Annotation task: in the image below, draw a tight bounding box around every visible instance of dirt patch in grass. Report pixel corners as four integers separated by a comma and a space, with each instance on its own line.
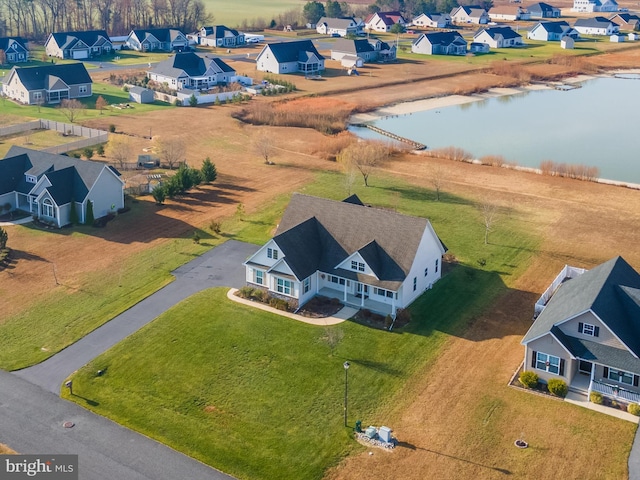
297, 296, 343, 318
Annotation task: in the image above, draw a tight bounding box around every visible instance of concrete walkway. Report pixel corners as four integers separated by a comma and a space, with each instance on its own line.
565, 391, 640, 423
0, 371, 233, 480
15, 240, 259, 394
227, 288, 356, 325
0, 216, 33, 226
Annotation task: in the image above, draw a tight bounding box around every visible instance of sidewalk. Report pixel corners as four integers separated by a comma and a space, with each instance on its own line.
227, 288, 356, 326
565, 391, 640, 424
0, 217, 33, 226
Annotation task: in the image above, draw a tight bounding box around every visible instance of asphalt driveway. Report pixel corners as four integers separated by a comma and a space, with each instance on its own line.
14, 240, 259, 394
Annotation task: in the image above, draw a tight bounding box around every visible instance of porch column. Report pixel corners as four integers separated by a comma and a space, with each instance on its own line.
360, 284, 365, 307
588, 363, 595, 397
391, 295, 396, 317
315, 272, 320, 294
343, 281, 347, 302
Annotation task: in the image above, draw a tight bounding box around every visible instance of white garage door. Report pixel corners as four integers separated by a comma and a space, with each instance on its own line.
73, 50, 89, 59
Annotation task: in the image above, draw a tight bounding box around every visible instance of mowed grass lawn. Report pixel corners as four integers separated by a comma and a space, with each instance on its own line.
65, 172, 543, 479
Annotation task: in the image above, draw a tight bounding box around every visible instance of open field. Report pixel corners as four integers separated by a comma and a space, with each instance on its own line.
0, 129, 91, 158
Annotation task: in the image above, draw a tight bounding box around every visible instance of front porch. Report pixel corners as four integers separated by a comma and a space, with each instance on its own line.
317, 287, 393, 316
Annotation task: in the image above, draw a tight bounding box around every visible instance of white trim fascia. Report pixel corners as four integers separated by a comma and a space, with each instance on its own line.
548, 331, 577, 359
267, 258, 300, 281
243, 239, 279, 266
522, 309, 591, 345
84, 166, 125, 207
590, 310, 638, 358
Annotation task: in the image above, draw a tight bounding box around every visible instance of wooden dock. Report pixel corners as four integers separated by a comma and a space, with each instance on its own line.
352, 123, 427, 150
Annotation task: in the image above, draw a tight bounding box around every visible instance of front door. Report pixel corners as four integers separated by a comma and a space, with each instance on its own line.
357, 284, 369, 298
579, 360, 593, 375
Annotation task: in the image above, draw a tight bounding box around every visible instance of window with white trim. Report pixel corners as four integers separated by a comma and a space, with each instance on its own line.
608, 368, 634, 385
535, 352, 560, 375
267, 248, 278, 260
303, 277, 310, 294
42, 198, 55, 218
351, 260, 365, 272
578, 322, 599, 337
276, 277, 292, 295
254, 270, 264, 285
79, 85, 87, 94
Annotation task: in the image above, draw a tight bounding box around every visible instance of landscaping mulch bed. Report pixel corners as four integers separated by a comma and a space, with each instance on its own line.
297, 296, 343, 318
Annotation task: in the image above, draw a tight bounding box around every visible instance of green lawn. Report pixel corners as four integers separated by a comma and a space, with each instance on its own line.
200, 0, 303, 27
64, 171, 540, 480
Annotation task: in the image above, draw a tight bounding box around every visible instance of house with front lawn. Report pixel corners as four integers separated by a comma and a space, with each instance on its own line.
574, 16, 618, 35
2, 63, 92, 105
198, 25, 245, 47
609, 13, 640, 31
528, 21, 580, 41
450, 6, 490, 24
316, 17, 363, 36
412, 31, 467, 55
148, 52, 236, 90
473, 26, 524, 48
489, 6, 530, 21
0, 146, 124, 227
412, 13, 452, 28
256, 40, 324, 74
45, 30, 112, 59
572, 0, 618, 13
243, 194, 446, 316
330, 38, 396, 63
0, 37, 29, 63
522, 257, 640, 405
364, 11, 407, 32
527, 2, 561, 18
125, 28, 189, 52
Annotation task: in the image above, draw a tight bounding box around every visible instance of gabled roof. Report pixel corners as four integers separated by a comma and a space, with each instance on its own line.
609, 13, 640, 23
261, 40, 324, 63
527, 2, 559, 11
332, 38, 376, 54
201, 25, 241, 38
417, 31, 466, 46
48, 30, 110, 49
522, 257, 640, 355
534, 20, 571, 33
317, 17, 358, 29
131, 28, 185, 43
366, 11, 406, 25
490, 6, 526, 14
342, 194, 364, 205
574, 16, 614, 27
6, 63, 91, 91
0, 37, 28, 52
452, 5, 488, 17
272, 193, 443, 289
476, 26, 522, 39
151, 53, 234, 77
210, 57, 235, 73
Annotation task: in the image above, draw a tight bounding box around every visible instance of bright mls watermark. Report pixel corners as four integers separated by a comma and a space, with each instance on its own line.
1, 455, 77, 479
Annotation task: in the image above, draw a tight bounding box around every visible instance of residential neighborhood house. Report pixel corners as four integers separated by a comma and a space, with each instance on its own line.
45, 30, 113, 59
412, 31, 467, 55
330, 38, 396, 65
316, 17, 363, 36
256, 40, 324, 74
148, 52, 236, 90
125, 28, 189, 52
364, 11, 407, 32
243, 194, 446, 316
0, 37, 29, 63
527, 21, 580, 40
609, 13, 640, 31
527, 2, 561, 18
2, 63, 92, 105
0, 146, 124, 228
521, 257, 640, 405
572, 0, 618, 13
198, 25, 245, 47
488, 6, 530, 21
411, 13, 451, 28
473, 26, 524, 47
450, 6, 490, 24
573, 16, 619, 35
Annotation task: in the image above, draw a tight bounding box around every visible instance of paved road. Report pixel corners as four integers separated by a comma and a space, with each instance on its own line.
0, 371, 233, 480
15, 240, 259, 394
630, 429, 640, 480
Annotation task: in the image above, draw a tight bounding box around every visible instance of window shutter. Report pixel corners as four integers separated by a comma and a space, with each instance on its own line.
634, 375, 639, 388
531, 350, 537, 368
603, 366, 609, 379
578, 322, 583, 333
594, 326, 600, 337
559, 358, 565, 376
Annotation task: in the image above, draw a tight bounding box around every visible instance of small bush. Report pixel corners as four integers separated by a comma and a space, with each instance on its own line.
192, 231, 201, 244
268, 297, 289, 311
590, 391, 603, 404
96, 144, 105, 156
109, 124, 116, 133
627, 403, 640, 416
384, 314, 393, 329
547, 378, 568, 397
519, 371, 538, 389
209, 220, 221, 234
251, 289, 266, 302
237, 286, 254, 299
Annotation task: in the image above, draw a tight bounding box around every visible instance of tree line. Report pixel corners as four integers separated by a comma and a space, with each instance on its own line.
0, 0, 212, 40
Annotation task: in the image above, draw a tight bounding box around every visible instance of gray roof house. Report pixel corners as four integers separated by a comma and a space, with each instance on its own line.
45, 30, 113, 59
0, 146, 124, 227
148, 52, 236, 90
256, 40, 324, 74
609, 13, 640, 31
574, 16, 618, 35
330, 38, 396, 63
527, 2, 561, 18
450, 5, 490, 24
473, 26, 524, 48
412, 13, 451, 28
527, 21, 580, 41
243, 193, 446, 316
2, 63, 92, 105
199, 25, 245, 47
412, 31, 467, 55
572, 0, 618, 13
364, 11, 407, 32
522, 257, 640, 405
125, 28, 188, 52
0, 37, 29, 63
316, 17, 363, 36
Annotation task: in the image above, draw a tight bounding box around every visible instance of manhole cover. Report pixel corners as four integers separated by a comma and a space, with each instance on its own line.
63, 421, 75, 429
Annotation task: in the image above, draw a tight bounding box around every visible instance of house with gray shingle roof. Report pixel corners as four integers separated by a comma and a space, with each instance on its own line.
522, 257, 640, 404
0, 37, 29, 63
412, 31, 467, 55
148, 52, 236, 90
450, 5, 490, 24
45, 30, 113, 59
0, 146, 124, 227
125, 28, 188, 52
473, 26, 524, 48
574, 16, 618, 35
2, 63, 92, 105
330, 38, 396, 63
198, 25, 245, 47
243, 194, 446, 316
572, 0, 618, 13
527, 21, 580, 41
256, 40, 324, 74
364, 11, 407, 32
609, 13, 640, 31
527, 2, 561, 18
316, 17, 363, 36
412, 13, 452, 28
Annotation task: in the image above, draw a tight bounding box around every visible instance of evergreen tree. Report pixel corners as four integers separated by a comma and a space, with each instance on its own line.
201, 157, 217, 183
0, 226, 8, 250
152, 186, 167, 204
69, 200, 79, 225
85, 200, 95, 225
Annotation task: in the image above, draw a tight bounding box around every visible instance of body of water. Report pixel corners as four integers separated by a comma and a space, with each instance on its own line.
351, 75, 640, 184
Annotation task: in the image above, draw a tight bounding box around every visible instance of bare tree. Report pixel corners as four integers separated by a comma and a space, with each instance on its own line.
338, 140, 388, 187
108, 136, 131, 170
155, 136, 186, 169
254, 133, 275, 165
58, 99, 85, 123
480, 199, 499, 245
95, 95, 108, 115
0, 49, 6, 66
430, 165, 446, 201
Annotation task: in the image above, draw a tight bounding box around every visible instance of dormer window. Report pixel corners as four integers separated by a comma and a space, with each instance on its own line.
267, 248, 278, 260
351, 260, 365, 272
578, 322, 599, 337
26, 174, 37, 184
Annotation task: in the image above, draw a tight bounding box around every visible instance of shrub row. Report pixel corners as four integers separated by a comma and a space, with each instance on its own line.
539, 160, 600, 182
237, 287, 291, 312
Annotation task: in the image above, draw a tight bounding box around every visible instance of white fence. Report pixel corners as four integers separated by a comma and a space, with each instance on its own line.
534, 265, 586, 317
0, 120, 41, 137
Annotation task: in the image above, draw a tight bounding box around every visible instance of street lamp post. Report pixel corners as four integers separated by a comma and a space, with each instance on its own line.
343, 361, 350, 427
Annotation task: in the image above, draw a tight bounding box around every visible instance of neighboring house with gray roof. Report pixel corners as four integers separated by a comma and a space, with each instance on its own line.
412, 31, 467, 55
521, 257, 640, 404
243, 194, 446, 316
330, 38, 396, 63
316, 17, 363, 36
45, 30, 112, 59
527, 21, 580, 41
574, 16, 619, 35
148, 52, 236, 90
0, 37, 29, 63
450, 6, 490, 24
2, 63, 92, 105
256, 40, 324, 74
609, 13, 640, 31
0, 146, 124, 227
572, 0, 618, 13
527, 2, 561, 18
473, 26, 524, 47
198, 25, 245, 47
364, 11, 407, 32
125, 28, 188, 52
412, 13, 451, 28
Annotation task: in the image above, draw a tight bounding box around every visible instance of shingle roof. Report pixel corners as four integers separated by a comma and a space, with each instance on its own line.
0, 37, 28, 51
478, 26, 522, 39
418, 31, 466, 46
574, 17, 614, 27
210, 57, 235, 73
522, 257, 640, 354
317, 17, 357, 29
49, 30, 110, 49
152, 52, 205, 77
528, 2, 559, 12
202, 25, 240, 39
8, 63, 92, 91
559, 330, 640, 375
535, 20, 571, 33
332, 38, 376, 54
262, 40, 324, 63
132, 28, 185, 43
272, 193, 443, 289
